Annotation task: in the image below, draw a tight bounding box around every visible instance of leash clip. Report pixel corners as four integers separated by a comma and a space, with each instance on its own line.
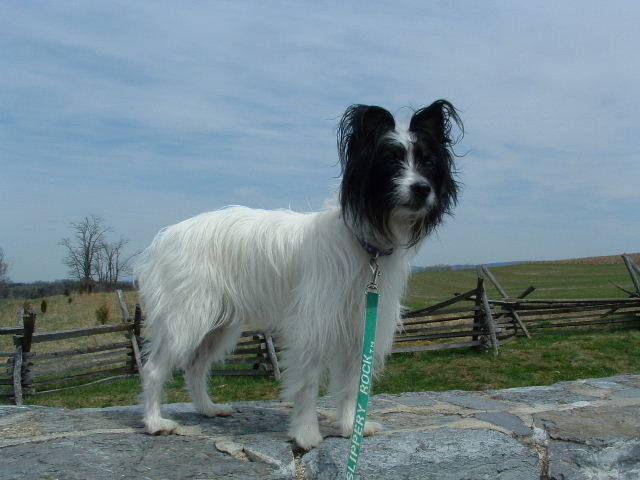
367, 256, 381, 292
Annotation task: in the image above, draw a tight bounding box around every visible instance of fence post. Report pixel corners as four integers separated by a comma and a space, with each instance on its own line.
12, 345, 23, 405
476, 267, 499, 356
133, 305, 142, 337
22, 311, 36, 353
622, 254, 640, 295
472, 275, 483, 343
11, 308, 24, 405
264, 332, 281, 381
129, 304, 144, 375
481, 265, 531, 339
12, 310, 36, 404
21, 312, 36, 396
116, 290, 131, 322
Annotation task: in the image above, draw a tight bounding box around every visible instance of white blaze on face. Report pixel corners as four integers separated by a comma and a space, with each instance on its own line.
387, 128, 436, 210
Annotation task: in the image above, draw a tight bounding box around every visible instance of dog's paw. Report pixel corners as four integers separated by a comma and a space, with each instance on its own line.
145, 417, 179, 435
338, 419, 383, 438
200, 403, 234, 418
290, 425, 323, 451
363, 420, 383, 436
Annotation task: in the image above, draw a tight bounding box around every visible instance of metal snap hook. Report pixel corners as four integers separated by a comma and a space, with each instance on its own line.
367, 257, 380, 291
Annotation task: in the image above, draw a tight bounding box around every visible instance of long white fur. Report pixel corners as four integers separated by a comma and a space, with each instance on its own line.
137, 201, 414, 449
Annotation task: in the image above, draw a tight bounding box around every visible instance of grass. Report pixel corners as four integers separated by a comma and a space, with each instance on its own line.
1, 262, 639, 408
0, 290, 140, 331
0, 290, 140, 355
405, 262, 637, 308
19, 375, 280, 409
378, 330, 640, 393
17, 329, 640, 409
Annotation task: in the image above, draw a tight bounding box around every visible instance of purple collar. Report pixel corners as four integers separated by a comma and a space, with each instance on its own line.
356, 235, 394, 258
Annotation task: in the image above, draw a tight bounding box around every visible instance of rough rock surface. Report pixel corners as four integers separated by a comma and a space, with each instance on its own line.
1, 374, 639, 479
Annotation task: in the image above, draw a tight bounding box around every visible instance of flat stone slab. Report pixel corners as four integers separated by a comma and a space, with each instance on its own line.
303, 428, 540, 480
1, 374, 639, 479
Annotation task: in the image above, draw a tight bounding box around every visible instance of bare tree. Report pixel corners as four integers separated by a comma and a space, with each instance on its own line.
59, 215, 111, 293
0, 247, 10, 296
94, 237, 138, 289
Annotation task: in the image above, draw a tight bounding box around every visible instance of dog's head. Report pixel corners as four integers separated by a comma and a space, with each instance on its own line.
337, 100, 462, 249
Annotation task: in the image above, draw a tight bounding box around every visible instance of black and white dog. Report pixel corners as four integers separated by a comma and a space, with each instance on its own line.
137, 100, 462, 449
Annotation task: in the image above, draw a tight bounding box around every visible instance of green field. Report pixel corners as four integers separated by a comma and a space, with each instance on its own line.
405, 262, 637, 308
1, 261, 639, 408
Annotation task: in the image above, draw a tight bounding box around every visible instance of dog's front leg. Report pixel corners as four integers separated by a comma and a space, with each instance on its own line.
331, 349, 383, 438
284, 362, 323, 450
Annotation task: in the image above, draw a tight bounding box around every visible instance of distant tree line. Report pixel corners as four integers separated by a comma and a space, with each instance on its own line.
3, 279, 135, 300
412, 264, 454, 273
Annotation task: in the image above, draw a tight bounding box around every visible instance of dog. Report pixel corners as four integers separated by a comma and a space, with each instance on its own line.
137, 100, 462, 450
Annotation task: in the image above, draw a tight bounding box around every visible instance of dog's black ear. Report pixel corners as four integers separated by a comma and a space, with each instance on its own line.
338, 105, 395, 169
409, 100, 462, 147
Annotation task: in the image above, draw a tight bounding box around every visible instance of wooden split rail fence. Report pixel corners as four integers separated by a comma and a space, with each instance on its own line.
397, 254, 640, 355
1, 292, 280, 405
396, 265, 533, 356
2, 255, 639, 403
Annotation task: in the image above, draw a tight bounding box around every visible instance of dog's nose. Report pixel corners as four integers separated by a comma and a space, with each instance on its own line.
410, 181, 432, 200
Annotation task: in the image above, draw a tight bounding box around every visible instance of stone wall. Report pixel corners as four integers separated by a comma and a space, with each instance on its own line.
1, 374, 639, 479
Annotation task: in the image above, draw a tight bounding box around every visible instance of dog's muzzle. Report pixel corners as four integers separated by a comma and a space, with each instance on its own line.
405, 180, 436, 210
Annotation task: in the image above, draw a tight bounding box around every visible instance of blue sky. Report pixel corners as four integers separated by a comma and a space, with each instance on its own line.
1, 1, 639, 282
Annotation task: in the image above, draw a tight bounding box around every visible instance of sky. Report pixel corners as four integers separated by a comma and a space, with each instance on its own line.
1, 1, 639, 282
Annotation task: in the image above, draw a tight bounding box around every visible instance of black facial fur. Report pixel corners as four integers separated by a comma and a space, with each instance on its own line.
337, 100, 463, 248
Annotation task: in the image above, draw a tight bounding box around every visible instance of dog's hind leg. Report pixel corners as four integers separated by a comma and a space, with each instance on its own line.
142, 350, 179, 435
184, 325, 242, 418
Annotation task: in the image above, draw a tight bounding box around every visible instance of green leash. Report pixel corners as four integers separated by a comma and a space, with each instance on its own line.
345, 257, 380, 480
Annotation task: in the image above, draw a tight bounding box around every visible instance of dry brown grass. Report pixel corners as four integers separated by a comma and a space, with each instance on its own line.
0, 290, 140, 354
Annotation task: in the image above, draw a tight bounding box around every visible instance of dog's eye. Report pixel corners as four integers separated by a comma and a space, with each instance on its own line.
413, 144, 434, 166
388, 146, 406, 164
